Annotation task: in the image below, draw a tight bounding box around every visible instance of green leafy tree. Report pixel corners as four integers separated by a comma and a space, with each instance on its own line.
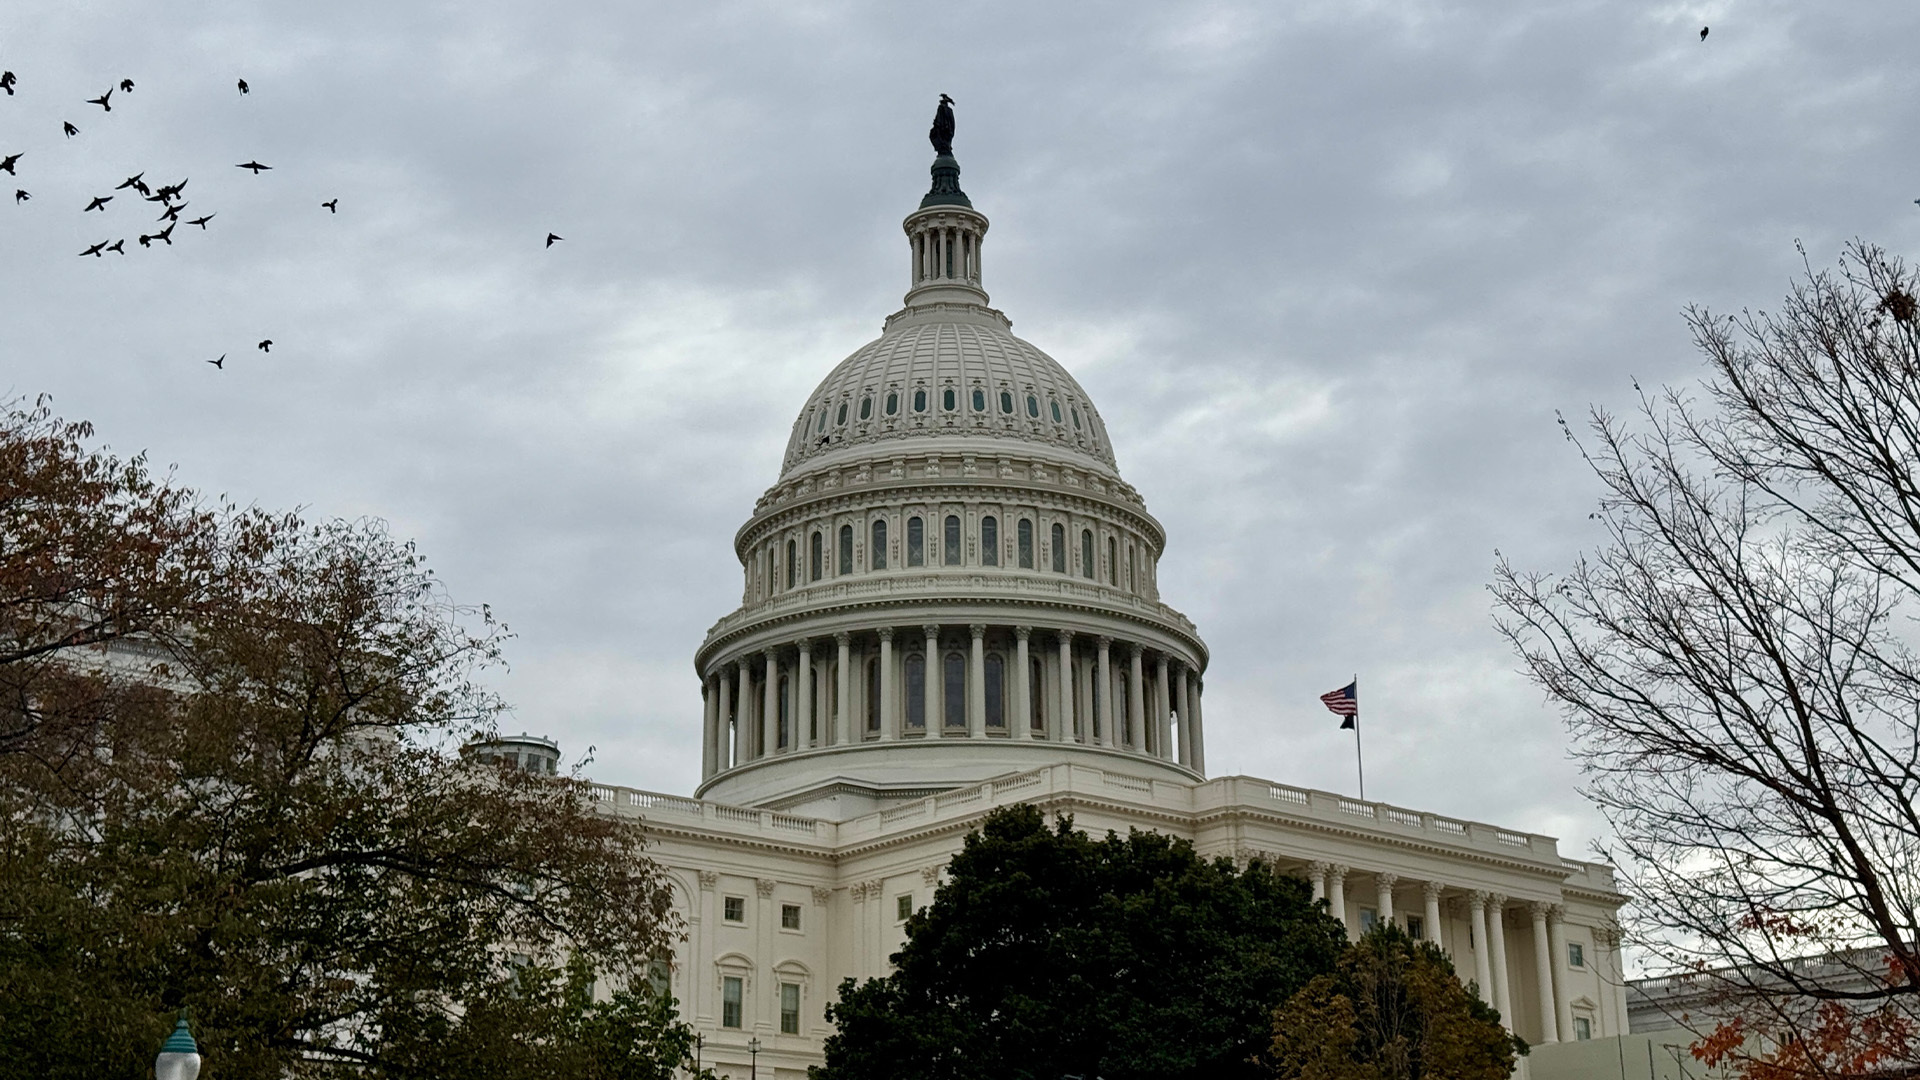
0, 402, 698, 1079
813, 804, 1347, 1080
1265, 926, 1522, 1080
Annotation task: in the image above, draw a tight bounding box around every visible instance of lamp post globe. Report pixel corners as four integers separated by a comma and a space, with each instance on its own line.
154, 1012, 202, 1080
747, 1035, 762, 1080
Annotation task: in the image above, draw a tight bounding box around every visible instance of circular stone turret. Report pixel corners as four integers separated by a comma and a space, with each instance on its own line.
693, 141, 1209, 819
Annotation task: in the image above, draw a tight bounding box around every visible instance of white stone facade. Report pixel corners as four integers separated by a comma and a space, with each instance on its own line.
591, 144, 1628, 1079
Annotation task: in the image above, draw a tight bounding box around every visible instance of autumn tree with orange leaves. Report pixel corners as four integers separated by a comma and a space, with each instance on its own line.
1494, 243, 1920, 1080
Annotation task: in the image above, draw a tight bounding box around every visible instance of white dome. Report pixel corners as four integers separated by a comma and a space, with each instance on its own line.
780, 309, 1119, 481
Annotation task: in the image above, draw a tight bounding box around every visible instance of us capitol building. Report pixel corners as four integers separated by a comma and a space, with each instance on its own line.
533, 115, 1631, 1078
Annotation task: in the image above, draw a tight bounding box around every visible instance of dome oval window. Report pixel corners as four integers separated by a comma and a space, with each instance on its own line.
886, 391, 899, 415
1026, 395, 1039, 418
914, 389, 928, 413
999, 391, 1014, 414
1050, 400, 1062, 424
817, 408, 828, 433
971, 388, 986, 412
836, 402, 848, 426
943, 388, 957, 411
1071, 407, 1082, 430
859, 396, 872, 421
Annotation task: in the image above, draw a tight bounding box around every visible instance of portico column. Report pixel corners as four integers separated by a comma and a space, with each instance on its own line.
716, 669, 733, 768
702, 675, 719, 777
1013, 627, 1032, 739
1095, 636, 1115, 747
1376, 872, 1397, 924
735, 662, 753, 759
1056, 632, 1074, 743
923, 625, 940, 735
1154, 655, 1171, 758
1327, 864, 1350, 938
1127, 644, 1146, 752
1175, 665, 1192, 767
762, 650, 779, 755
1532, 902, 1561, 1043
967, 625, 987, 737
795, 639, 814, 747
1309, 861, 1329, 904
1469, 892, 1494, 1005
1423, 881, 1446, 949
1190, 676, 1206, 773
835, 632, 853, 746
877, 629, 896, 740
1547, 908, 1573, 1038
1487, 894, 1513, 1027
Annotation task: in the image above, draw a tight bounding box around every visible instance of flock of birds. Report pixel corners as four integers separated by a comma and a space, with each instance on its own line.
2, 65, 564, 371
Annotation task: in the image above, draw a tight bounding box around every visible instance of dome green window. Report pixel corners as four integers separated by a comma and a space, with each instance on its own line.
1080, 529, 1094, 579
943, 515, 961, 565
836, 402, 848, 426
914, 389, 927, 412
1071, 407, 1082, 430
1018, 519, 1033, 568
907, 516, 924, 566
985, 653, 1005, 729
943, 652, 966, 727
817, 408, 828, 433
971, 388, 986, 412
1051, 523, 1066, 573
786, 539, 797, 588
810, 531, 823, 581
839, 524, 854, 575
905, 653, 926, 728
943, 388, 957, 411
1107, 536, 1118, 585
1050, 400, 1062, 423
859, 396, 872, 420
1027, 395, 1039, 417
871, 519, 888, 569
980, 516, 998, 566
999, 391, 1013, 414
886, 391, 899, 415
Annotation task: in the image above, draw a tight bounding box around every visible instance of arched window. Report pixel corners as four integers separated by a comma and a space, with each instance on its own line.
886, 391, 899, 415
839, 525, 854, 576
972, 388, 986, 412
944, 515, 961, 566
809, 668, 820, 742
871, 519, 888, 569
786, 539, 797, 589
1081, 529, 1095, 579
810, 531, 823, 582
943, 651, 966, 728
1051, 523, 1066, 573
907, 516, 924, 566
1000, 390, 1014, 414
867, 658, 881, 734
905, 653, 926, 729
981, 516, 998, 566
914, 389, 928, 412
943, 388, 957, 411
1018, 519, 1034, 568
1030, 655, 1046, 732
778, 675, 791, 749
985, 653, 1005, 729
1108, 537, 1118, 585
859, 395, 872, 420
1027, 394, 1040, 418
1127, 544, 1135, 592
836, 402, 848, 426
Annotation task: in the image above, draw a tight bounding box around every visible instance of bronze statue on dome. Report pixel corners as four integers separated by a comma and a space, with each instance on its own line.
929, 94, 955, 156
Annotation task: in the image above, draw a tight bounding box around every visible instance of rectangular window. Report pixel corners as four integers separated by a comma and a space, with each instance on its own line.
871, 520, 887, 569
782, 903, 802, 930
1080, 529, 1094, 579
1051, 523, 1066, 573
780, 982, 801, 1035
1568, 942, 1585, 968
981, 516, 998, 566
1018, 519, 1034, 568
1359, 907, 1379, 932
944, 515, 961, 565
810, 531, 823, 581
1573, 1017, 1592, 1041
722, 976, 743, 1028
839, 525, 854, 575
907, 516, 924, 566
896, 893, 913, 922
723, 896, 745, 923
1406, 915, 1424, 942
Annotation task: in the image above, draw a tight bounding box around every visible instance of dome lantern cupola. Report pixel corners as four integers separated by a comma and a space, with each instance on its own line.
903, 96, 990, 310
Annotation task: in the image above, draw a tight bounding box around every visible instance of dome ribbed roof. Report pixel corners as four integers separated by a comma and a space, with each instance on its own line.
779, 311, 1117, 480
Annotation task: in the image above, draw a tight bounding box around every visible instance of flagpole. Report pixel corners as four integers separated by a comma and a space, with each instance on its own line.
1353, 673, 1365, 801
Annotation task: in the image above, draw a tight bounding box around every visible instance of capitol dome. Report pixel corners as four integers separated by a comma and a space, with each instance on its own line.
693, 135, 1210, 818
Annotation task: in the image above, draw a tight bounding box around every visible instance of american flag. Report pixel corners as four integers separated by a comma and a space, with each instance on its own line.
1320, 681, 1358, 730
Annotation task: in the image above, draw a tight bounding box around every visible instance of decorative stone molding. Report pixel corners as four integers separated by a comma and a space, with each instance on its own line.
1423, 880, 1446, 902
698, 870, 719, 890
812, 887, 831, 906
756, 878, 777, 898
921, 865, 941, 887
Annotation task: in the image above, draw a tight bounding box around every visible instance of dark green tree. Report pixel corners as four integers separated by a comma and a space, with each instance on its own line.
813, 804, 1347, 1080
1265, 926, 1523, 1080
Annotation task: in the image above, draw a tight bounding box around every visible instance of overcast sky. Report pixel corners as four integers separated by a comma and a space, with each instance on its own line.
5, 0, 1918, 859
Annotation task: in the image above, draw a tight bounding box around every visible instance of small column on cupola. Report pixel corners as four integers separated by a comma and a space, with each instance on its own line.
903, 94, 992, 308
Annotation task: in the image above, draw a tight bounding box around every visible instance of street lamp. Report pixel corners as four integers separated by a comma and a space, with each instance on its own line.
154, 1011, 202, 1080
747, 1036, 762, 1080
693, 1032, 703, 1077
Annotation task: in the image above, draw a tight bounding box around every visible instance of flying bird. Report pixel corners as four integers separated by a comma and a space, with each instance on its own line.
88, 89, 112, 111
106, 239, 124, 254
1700, 26, 1709, 40
0, 153, 19, 174
62, 121, 77, 138
79, 240, 108, 257
321, 198, 337, 213
257, 339, 272, 353
151, 222, 174, 245
84, 195, 111, 212
12, 190, 26, 204
119, 78, 134, 93
545, 232, 562, 248
158, 201, 185, 222
152, 179, 187, 201
115, 172, 145, 192
207, 354, 225, 369
137, 233, 152, 247
236, 78, 248, 94
235, 160, 270, 173
186, 213, 214, 229
0, 72, 14, 95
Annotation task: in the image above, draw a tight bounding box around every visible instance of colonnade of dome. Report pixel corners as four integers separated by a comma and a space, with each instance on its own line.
693, 145, 1209, 812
